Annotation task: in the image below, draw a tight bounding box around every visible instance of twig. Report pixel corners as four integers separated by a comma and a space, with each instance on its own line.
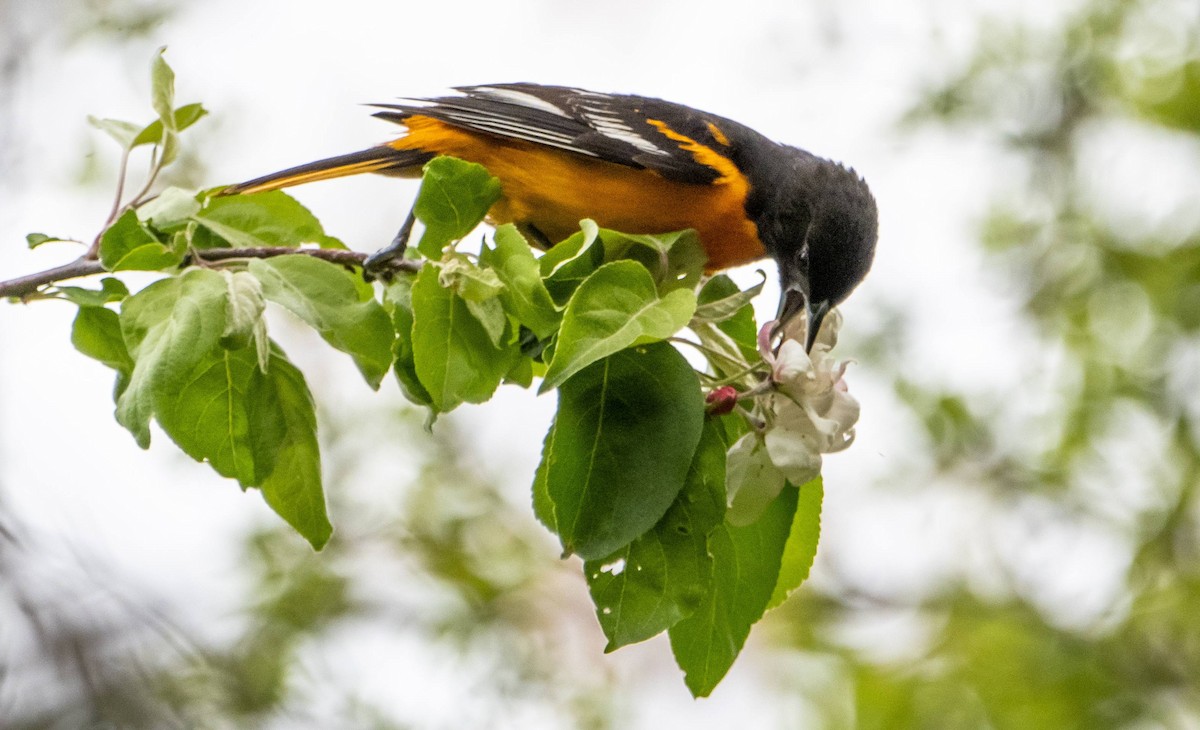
105, 148, 134, 229
0, 247, 422, 301
0, 257, 106, 300
86, 147, 135, 259
126, 146, 163, 210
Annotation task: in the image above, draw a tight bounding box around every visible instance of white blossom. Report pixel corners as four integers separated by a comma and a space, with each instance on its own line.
726, 309, 859, 524
725, 432, 788, 526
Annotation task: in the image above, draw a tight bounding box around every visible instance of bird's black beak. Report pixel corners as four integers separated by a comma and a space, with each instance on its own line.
776, 284, 807, 334
805, 299, 831, 352
775, 284, 831, 353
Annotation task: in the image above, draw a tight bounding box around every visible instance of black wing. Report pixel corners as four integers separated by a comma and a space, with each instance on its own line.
371, 83, 740, 185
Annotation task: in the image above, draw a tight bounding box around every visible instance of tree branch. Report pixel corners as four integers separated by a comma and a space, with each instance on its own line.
0, 248, 422, 301
0, 258, 105, 300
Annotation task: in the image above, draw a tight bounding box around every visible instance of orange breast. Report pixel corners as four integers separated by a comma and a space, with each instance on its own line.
388, 116, 766, 271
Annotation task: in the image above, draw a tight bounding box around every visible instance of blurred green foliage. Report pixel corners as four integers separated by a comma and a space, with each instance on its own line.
0, 406, 617, 728
778, 0, 1200, 726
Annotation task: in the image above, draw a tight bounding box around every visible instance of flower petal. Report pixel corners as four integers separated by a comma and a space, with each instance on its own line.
725, 433, 788, 526
764, 397, 826, 483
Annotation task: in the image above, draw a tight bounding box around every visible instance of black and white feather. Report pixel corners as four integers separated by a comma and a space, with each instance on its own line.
371, 83, 741, 185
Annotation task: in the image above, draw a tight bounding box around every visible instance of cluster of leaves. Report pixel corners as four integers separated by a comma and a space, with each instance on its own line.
9, 52, 825, 696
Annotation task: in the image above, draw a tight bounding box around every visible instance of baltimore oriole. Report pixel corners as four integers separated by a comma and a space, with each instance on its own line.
223, 84, 878, 348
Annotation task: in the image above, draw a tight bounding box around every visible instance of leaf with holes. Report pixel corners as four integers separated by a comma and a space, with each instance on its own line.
584, 420, 726, 649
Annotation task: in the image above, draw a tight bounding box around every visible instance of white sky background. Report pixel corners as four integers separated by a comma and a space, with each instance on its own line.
0, 0, 1092, 725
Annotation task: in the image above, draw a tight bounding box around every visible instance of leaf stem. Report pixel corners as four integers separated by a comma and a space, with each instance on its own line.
106, 148, 134, 228
668, 336, 768, 383
127, 146, 164, 209
667, 335, 735, 363
88, 146, 136, 259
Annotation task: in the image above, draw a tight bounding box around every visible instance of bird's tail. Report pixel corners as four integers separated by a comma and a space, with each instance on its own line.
220, 146, 434, 196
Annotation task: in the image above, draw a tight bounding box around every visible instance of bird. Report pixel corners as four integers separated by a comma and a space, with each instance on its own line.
222, 83, 878, 350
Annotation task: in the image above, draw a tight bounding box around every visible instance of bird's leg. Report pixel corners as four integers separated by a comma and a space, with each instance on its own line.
363, 207, 417, 278
518, 223, 553, 251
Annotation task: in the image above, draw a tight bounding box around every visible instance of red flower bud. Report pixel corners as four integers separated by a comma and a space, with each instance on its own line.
705, 386, 739, 416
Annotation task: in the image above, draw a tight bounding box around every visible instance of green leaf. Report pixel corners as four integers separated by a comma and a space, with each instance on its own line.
694, 273, 766, 323
697, 274, 761, 362
584, 419, 727, 650
26, 232, 77, 249
138, 186, 201, 231
71, 305, 134, 397
254, 350, 331, 550
131, 103, 208, 147
655, 229, 708, 292
150, 47, 175, 128
691, 321, 754, 385
437, 255, 504, 301
436, 256, 511, 347
700, 273, 758, 365
54, 278, 130, 307
88, 105, 206, 154
154, 342, 331, 549
192, 191, 342, 249
116, 269, 230, 448
221, 270, 267, 351
539, 218, 596, 275
532, 422, 557, 531
148, 49, 180, 164
767, 478, 823, 610
595, 228, 708, 294
87, 116, 143, 149
713, 411, 752, 445
482, 224, 561, 338
248, 256, 393, 389
541, 342, 704, 560
155, 345, 260, 486
383, 276, 434, 408
410, 263, 519, 412
539, 221, 706, 302
688, 275, 763, 384
99, 209, 183, 271
413, 156, 502, 258
539, 220, 606, 305
504, 354, 534, 388
668, 486, 800, 697
464, 297, 509, 349
540, 260, 696, 393
159, 128, 181, 167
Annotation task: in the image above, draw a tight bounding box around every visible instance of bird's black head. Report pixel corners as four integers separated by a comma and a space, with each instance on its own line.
746, 147, 878, 350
